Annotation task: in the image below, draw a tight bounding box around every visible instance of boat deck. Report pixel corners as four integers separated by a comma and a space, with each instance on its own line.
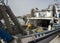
50, 35, 60, 43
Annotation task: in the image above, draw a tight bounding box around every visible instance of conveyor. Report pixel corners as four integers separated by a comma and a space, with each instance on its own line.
0, 0, 26, 35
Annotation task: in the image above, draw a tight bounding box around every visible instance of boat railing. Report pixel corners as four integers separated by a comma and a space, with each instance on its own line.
22, 28, 60, 39
28, 29, 60, 43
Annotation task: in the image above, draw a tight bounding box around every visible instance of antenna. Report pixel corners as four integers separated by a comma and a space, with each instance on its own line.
6, 0, 8, 6
0, 0, 4, 4
54, 0, 57, 2
54, 0, 57, 4
54, 0, 60, 4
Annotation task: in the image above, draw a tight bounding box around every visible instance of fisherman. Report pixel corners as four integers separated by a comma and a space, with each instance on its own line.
31, 8, 35, 17
34, 8, 40, 17
26, 23, 33, 34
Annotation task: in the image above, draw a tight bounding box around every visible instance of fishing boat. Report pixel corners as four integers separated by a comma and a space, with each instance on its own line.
20, 2, 60, 43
